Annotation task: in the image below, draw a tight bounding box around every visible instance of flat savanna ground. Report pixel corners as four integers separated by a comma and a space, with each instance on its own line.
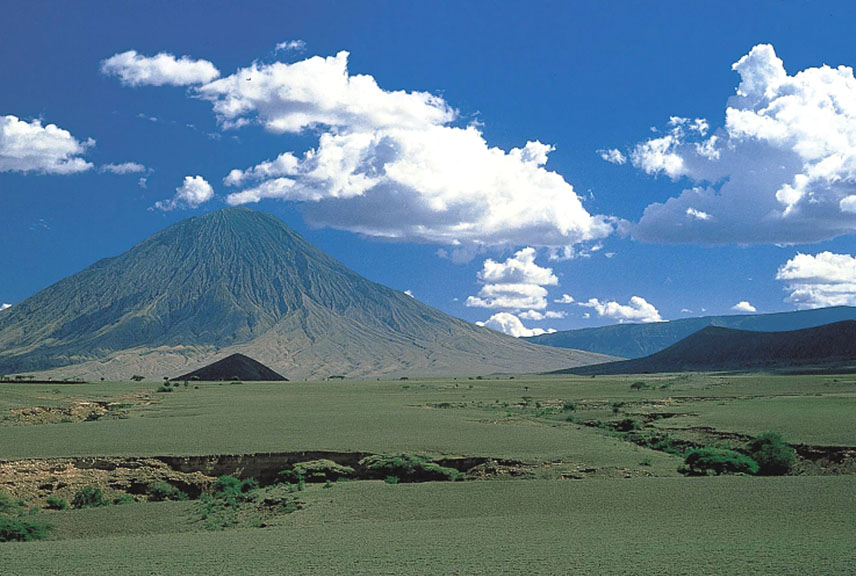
1, 372, 855, 574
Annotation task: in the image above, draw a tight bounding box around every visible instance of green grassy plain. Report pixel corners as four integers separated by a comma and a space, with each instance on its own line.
7, 478, 856, 575
1, 372, 855, 574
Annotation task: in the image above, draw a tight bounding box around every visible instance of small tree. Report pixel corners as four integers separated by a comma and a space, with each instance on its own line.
130, 375, 144, 382
72, 486, 109, 509
681, 448, 758, 476
746, 432, 796, 476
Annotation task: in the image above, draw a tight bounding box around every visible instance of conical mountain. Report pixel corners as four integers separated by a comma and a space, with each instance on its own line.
0, 208, 611, 380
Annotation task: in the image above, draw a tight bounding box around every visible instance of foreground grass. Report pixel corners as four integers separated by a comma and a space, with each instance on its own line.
7, 477, 856, 575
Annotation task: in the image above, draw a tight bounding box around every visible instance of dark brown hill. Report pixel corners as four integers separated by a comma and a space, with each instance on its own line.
173, 353, 287, 382
552, 321, 856, 375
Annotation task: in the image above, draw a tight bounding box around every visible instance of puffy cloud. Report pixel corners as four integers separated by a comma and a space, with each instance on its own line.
99, 162, 146, 174
101, 50, 220, 86
731, 301, 757, 313
622, 44, 856, 244
109, 47, 612, 249
196, 51, 454, 132
476, 312, 556, 338
138, 177, 148, 189
478, 247, 558, 286
467, 248, 559, 311
466, 283, 548, 310
598, 148, 626, 165
0, 303, 10, 311
223, 152, 299, 187
0, 115, 93, 174
518, 309, 566, 320
275, 40, 306, 53
776, 251, 856, 308
154, 175, 214, 210
226, 125, 612, 247
404, 290, 414, 298
554, 293, 575, 304
579, 296, 663, 323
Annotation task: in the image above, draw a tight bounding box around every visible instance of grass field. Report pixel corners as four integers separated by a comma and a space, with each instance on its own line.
6, 478, 855, 575
1, 372, 854, 574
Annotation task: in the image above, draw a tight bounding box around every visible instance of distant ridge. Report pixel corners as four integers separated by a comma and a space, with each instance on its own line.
0, 207, 612, 380
173, 353, 287, 382
525, 306, 856, 359
554, 320, 856, 375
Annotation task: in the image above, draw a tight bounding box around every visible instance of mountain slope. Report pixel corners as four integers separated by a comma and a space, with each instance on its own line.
0, 208, 611, 380
524, 306, 856, 359
553, 321, 856, 375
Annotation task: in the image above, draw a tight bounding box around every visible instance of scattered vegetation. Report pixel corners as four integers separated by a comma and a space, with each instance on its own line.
279, 459, 354, 483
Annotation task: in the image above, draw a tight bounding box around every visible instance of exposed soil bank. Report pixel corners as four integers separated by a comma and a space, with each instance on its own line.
0, 451, 524, 506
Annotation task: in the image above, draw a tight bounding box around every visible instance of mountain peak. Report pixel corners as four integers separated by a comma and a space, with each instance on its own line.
0, 211, 610, 379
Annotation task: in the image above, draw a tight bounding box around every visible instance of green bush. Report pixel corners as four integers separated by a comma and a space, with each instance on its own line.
630, 381, 650, 390
147, 481, 187, 502
279, 459, 355, 483
562, 401, 577, 412
210, 476, 258, 505
0, 491, 25, 515
113, 494, 135, 505
681, 448, 759, 476
746, 432, 796, 476
156, 385, 173, 393
45, 495, 68, 510
614, 418, 641, 432
359, 453, 462, 482
71, 486, 109, 509
384, 475, 399, 484
0, 516, 49, 542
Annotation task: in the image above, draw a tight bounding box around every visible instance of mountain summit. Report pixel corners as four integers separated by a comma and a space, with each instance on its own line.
0, 208, 609, 379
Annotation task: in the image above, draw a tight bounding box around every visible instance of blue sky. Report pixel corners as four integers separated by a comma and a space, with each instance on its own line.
3, 1, 856, 336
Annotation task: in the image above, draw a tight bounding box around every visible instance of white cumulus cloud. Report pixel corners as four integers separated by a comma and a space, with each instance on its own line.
623, 44, 856, 244
579, 296, 663, 323
0, 115, 93, 174
112, 48, 613, 251
101, 50, 220, 86
476, 312, 556, 338
518, 309, 566, 320
554, 294, 575, 304
776, 251, 856, 308
466, 283, 549, 311
154, 175, 214, 211
731, 301, 757, 313
0, 303, 11, 311
466, 248, 559, 311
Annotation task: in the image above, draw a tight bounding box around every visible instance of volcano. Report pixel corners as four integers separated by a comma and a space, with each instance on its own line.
0, 207, 610, 380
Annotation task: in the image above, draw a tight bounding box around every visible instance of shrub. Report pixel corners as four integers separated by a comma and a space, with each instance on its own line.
156, 385, 173, 393
45, 495, 68, 510
0, 490, 25, 515
72, 486, 109, 509
279, 460, 355, 483
614, 418, 641, 432
147, 482, 186, 502
0, 516, 49, 542
210, 476, 258, 504
746, 432, 796, 476
681, 448, 759, 476
384, 475, 399, 484
113, 494, 135, 505
562, 401, 577, 412
630, 381, 650, 390
359, 453, 462, 482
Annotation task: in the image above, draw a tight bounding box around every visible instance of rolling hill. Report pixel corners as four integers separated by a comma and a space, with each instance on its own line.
525, 306, 856, 359
553, 321, 856, 375
0, 207, 611, 380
